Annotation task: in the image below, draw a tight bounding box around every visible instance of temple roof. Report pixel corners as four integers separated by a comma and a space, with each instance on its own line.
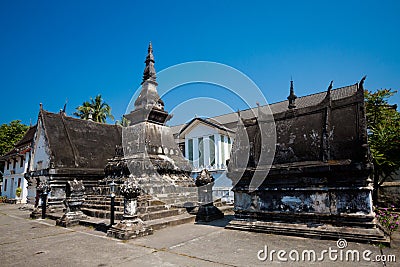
39, 110, 122, 169
170, 83, 359, 135
178, 117, 235, 137
15, 125, 36, 147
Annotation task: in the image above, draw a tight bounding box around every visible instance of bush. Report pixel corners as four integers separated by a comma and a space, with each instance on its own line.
16, 187, 22, 198
375, 205, 400, 235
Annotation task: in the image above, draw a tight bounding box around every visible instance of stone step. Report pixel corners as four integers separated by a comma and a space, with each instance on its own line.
155, 198, 197, 205
84, 200, 124, 206
84, 197, 124, 202
225, 219, 390, 246
83, 198, 197, 209
146, 213, 196, 231
81, 206, 189, 222
140, 208, 186, 221
81, 208, 124, 220
82, 202, 171, 214
82, 203, 124, 212
78, 212, 196, 232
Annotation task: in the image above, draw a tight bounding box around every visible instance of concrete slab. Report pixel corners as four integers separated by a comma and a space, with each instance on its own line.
1, 204, 399, 267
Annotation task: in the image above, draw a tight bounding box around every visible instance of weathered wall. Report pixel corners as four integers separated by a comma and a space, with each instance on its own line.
378, 182, 400, 206
30, 121, 51, 172
228, 83, 375, 228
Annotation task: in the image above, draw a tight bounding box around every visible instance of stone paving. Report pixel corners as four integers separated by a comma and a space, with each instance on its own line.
0, 203, 399, 266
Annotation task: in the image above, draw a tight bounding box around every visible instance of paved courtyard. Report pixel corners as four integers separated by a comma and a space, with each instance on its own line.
0, 204, 399, 266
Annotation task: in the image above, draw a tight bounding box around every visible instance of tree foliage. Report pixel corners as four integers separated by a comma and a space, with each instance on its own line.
0, 120, 29, 157
115, 116, 131, 127
0, 120, 29, 180
365, 89, 400, 202
74, 95, 114, 123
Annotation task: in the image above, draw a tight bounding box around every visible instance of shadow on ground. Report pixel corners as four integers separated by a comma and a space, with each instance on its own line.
194, 214, 234, 228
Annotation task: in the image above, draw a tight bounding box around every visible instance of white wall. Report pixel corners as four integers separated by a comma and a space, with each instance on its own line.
30, 121, 50, 171
183, 122, 233, 172
1, 151, 30, 203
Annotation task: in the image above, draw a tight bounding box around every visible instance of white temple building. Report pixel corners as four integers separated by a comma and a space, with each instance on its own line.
172, 117, 235, 203
0, 126, 36, 203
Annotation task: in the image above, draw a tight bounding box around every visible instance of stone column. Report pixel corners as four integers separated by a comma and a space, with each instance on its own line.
107, 181, 153, 240
194, 169, 224, 222
214, 134, 221, 168
204, 136, 210, 167
193, 137, 199, 170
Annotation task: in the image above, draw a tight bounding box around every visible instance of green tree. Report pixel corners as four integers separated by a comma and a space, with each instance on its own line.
365, 89, 400, 203
0, 120, 29, 180
0, 120, 29, 156
115, 116, 131, 127
74, 95, 114, 123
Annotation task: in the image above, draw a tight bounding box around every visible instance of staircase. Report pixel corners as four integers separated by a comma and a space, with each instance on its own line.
81, 194, 197, 230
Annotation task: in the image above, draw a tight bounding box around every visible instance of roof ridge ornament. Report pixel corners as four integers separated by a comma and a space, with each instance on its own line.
359, 75, 367, 92
327, 80, 333, 95
287, 80, 297, 109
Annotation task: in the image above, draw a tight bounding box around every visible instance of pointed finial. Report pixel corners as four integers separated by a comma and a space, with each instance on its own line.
327, 80, 333, 96
39, 103, 43, 110
62, 98, 68, 113
142, 42, 157, 84
287, 79, 297, 109
359, 75, 367, 91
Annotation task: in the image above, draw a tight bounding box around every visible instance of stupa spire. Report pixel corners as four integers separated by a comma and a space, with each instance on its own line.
287, 80, 297, 109
142, 42, 157, 84
127, 43, 169, 125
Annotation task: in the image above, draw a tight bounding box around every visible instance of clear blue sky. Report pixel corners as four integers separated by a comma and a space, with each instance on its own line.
0, 0, 399, 126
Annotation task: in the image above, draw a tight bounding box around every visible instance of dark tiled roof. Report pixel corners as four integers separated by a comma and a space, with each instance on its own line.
178, 117, 234, 136
41, 110, 122, 169
15, 125, 36, 147
170, 84, 359, 133
0, 148, 18, 160
268, 84, 358, 114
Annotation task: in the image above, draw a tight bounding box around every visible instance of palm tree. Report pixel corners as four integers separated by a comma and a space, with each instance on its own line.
74, 95, 114, 123
115, 116, 131, 127
74, 101, 93, 120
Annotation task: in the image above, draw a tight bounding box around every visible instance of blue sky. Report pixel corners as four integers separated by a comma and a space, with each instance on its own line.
0, 0, 399, 126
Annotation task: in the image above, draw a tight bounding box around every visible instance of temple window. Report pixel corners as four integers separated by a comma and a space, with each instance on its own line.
209, 135, 215, 166
188, 139, 193, 163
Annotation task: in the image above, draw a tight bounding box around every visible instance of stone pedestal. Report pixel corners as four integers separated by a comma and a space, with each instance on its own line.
56, 211, 87, 227
56, 179, 87, 227
30, 207, 42, 219
194, 170, 224, 222
107, 182, 153, 239
30, 181, 50, 219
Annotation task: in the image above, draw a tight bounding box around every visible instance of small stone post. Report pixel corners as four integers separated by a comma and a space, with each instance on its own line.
107, 181, 153, 240
30, 180, 50, 219
194, 169, 224, 222
56, 179, 87, 227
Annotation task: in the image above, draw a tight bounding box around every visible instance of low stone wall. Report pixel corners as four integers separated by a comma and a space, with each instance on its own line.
378, 182, 400, 207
